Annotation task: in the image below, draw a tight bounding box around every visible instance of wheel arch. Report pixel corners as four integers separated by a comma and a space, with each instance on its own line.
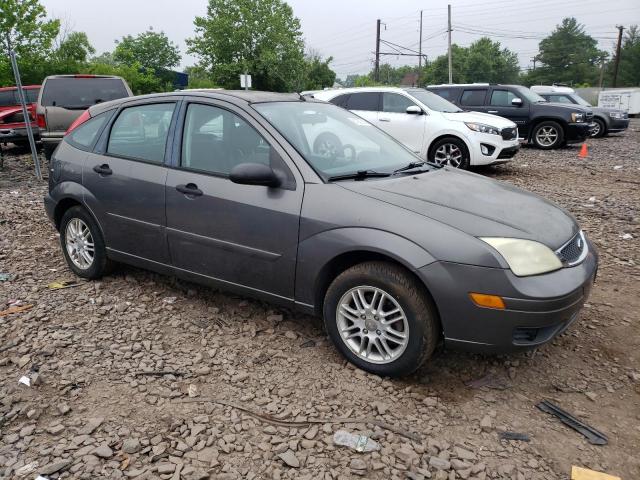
427, 134, 472, 162
527, 117, 567, 141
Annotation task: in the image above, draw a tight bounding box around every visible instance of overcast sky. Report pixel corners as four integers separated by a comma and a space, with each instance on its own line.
41, 0, 640, 79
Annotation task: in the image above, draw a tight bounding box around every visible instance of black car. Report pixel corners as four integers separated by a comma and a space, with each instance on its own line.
427, 84, 594, 149
530, 86, 630, 138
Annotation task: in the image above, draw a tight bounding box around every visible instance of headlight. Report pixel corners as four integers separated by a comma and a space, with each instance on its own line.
480, 237, 563, 277
465, 122, 500, 135
571, 112, 584, 123
609, 112, 624, 119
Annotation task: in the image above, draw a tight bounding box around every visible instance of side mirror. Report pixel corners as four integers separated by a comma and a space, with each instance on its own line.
230, 163, 281, 188
406, 105, 423, 115
511, 97, 523, 107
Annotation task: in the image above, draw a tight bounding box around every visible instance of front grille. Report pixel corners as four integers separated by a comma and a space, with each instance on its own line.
585, 112, 594, 122
513, 327, 539, 343
501, 127, 517, 140
556, 230, 587, 266
497, 146, 519, 159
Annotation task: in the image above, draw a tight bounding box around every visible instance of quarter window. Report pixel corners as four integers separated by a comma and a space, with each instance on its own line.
382, 93, 417, 113
0, 90, 16, 106
107, 103, 175, 163
181, 103, 287, 179
329, 94, 350, 108
460, 89, 487, 106
345, 92, 380, 111
66, 111, 112, 150
490, 89, 518, 106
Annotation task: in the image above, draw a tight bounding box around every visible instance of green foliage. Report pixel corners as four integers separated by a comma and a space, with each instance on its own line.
51, 31, 95, 72
186, 0, 305, 91
114, 29, 181, 72
184, 66, 220, 89
610, 25, 640, 87
302, 52, 336, 90
521, 18, 606, 86
85, 61, 166, 95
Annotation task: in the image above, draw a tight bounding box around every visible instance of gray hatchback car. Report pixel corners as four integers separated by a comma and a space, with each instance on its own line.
45, 90, 598, 376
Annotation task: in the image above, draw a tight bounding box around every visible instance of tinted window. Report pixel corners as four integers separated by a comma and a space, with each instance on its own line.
547, 94, 574, 104
346, 92, 379, 111
0, 90, 17, 107
490, 89, 518, 106
66, 111, 111, 150
181, 103, 285, 179
461, 89, 487, 106
25, 89, 40, 103
42, 78, 128, 108
407, 89, 462, 112
431, 88, 453, 100
107, 103, 175, 163
329, 94, 350, 108
382, 93, 416, 113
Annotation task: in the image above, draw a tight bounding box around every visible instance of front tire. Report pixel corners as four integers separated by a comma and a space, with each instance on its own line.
429, 137, 470, 169
590, 118, 606, 138
531, 121, 564, 149
323, 261, 439, 377
59, 206, 112, 279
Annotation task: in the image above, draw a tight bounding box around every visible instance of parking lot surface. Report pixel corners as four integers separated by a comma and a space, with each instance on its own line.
1, 123, 639, 479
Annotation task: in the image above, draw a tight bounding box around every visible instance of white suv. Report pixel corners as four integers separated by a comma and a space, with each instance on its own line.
310, 87, 519, 169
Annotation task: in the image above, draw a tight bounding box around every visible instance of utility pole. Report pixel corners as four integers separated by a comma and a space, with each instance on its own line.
447, 4, 452, 84
417, 10, 423, 86
531, 56, 537, 70
612, 25, 624, 87
598, 56, 606, 89
5, 33, 41, 179
375, 19, 381, 82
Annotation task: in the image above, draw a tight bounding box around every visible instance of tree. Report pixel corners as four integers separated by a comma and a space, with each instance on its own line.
523, 18, 606, 86
302, 51, 336, 90
186, 0, 305, 91
464, 38, 519, 83
609, 25, 640, 87
51, 31, 95, 72
113, 28, 181, 72
423, 45, 469, 84
0, 0, 60, 85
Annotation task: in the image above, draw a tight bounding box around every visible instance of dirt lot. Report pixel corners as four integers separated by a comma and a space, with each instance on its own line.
1, 123, 639, 480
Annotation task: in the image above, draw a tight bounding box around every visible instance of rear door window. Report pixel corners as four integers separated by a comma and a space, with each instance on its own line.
107, 103, 175, 163
431, 88, 455, 101
66, 111, 112, 151
41, 78, 128, 108
0, 90, 17, 107
346, 92, 380, 111
460, 89, 487, 106
489, 89, 518, 106
329, 94, 350, 108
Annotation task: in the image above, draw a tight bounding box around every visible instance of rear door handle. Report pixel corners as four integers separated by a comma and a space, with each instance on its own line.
176, 183, 203, 197
488, 110, 499, 114
93, 164, 112, 175
379, 117, 391, 122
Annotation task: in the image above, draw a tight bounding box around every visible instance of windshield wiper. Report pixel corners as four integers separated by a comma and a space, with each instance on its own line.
393, 161, 429, 174
328, 170, 391, 181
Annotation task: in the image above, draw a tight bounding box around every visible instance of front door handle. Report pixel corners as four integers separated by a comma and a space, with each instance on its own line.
93, 164, 112, 175
176, 183, 203, 197
379, 117, 391, 122
488, 110, 499, 114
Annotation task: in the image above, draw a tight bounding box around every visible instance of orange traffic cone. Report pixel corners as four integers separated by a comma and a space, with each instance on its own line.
579, 143, 588, 158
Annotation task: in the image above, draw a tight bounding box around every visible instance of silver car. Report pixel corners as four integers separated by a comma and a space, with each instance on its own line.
44, 90, 598, 377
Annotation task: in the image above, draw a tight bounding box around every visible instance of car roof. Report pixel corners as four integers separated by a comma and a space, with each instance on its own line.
530, 85, 575, 94
427, 83, 523, 89
89, 90, 316, 115
0, 85, 41, 91
43, 75, 123, 80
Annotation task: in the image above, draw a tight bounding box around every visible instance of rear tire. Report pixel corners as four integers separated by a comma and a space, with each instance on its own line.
59, 206, 112, 279
323, 261, 439, 377
531, 121, 564, 149
590, 118, 606, 138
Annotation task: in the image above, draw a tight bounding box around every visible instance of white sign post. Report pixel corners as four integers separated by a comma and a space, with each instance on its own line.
240, 73, 252, 90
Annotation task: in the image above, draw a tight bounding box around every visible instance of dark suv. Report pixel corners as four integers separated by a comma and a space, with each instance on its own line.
427, 84, 594, 149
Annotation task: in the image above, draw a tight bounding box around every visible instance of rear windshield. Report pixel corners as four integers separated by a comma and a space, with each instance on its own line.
0, 88, 40, 106
41, 78, 128, 108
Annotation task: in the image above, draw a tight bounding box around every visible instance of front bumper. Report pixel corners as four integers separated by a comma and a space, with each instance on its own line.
565, 123, 592, 143
608, 118, 630, 133
468, 131, 520, 166
418, 238, 598, 353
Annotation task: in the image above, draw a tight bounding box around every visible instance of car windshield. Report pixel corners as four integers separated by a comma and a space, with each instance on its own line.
568, 93, 592, 107
405, 89, 462, 113
514, 86, 547, 103
253, 102, 430, 180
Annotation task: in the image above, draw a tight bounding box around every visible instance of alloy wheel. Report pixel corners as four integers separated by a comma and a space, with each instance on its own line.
65, 218, 95, 270
590, 122, 601, 137
336, 286, 410, 364
433, 143, 463, 167
535, 126, 559, 146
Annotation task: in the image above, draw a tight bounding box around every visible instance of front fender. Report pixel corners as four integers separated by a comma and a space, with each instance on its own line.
294, 227, 436, 308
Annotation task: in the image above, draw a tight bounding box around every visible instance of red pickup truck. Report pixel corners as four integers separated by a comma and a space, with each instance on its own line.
0, 85, 41, 146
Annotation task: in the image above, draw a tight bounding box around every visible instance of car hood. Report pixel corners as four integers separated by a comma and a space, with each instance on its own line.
339, 168, 578, 249
441, 110, 516, 128
542, 102, 592, 114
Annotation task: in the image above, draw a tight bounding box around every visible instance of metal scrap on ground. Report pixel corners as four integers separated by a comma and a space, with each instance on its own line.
537, 400, 608, 445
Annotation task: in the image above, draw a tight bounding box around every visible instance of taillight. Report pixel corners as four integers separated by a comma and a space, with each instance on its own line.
37, 113, 46, 129
65, 110, 91, 135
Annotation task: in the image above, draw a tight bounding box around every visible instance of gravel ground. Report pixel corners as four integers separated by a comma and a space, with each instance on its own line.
1, 122, 639, 480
